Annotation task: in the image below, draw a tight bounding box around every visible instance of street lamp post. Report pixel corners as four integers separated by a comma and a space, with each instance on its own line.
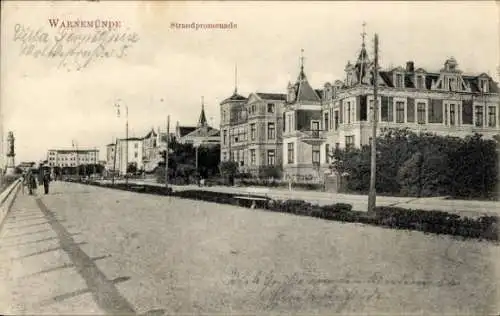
115, 99, 129, 186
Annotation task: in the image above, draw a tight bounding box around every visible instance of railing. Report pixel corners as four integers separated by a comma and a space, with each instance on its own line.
0, 177, 22, 226
300, 129, 323, 138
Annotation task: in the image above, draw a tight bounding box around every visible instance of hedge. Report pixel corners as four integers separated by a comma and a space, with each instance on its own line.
333, 128, 499, 199
73, 180, 498, 242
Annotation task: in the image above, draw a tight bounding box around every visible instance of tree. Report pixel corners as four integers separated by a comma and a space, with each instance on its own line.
127, 162, 138, 174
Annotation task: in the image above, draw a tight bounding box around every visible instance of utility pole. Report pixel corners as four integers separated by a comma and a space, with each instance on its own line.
125, 105, 129, 187
112, 138, 118, 185
165, 115, 170, 188
368, 33, 379, 214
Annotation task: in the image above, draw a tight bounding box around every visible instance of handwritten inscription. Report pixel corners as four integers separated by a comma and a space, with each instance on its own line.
223, 269, 460, 310
13, 23, 139, 71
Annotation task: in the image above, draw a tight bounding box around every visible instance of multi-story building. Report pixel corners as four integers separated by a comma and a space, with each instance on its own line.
105, 138, 143, 175
282, 32, 500, 183
142, 128, 171, 172
46, 148, 99, 168
282, 58, 326, 182
220, 85, 287, 174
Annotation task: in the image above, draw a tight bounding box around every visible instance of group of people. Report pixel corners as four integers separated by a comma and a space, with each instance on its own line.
23, 170, 52, 195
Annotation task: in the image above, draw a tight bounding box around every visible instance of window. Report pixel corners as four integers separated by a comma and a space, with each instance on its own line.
381, 96, 394, 122
480, 79, 489, 93
312, 146, 320, 164
287, 142, 294, 164
267, 150, 275, 165
324, 113, 329, 131
429, 100, 443, 123
134, 143, 138, 149
488, 106, 496, 127
463, 101, 476, 124
250, 149, 256, 165
346, 102, 351, 124
345, 135, 355, 148
475, 106, 484, 127
250, 123, 256, 140
267, 122, 275, 140
287, 113, 293, 132
134, 152, 138, 158
396, 101, 405, 123
334, 110, 339, 130
325, 144, 330, 163
448, 77, 456, 91
368, 100, 374, 121
417, 102, 426, 124
267, 103, 275, 113
395, 73, 403, 88
416, 75, 424, 89
222, 152, 227, 161
240, 150, 245, 166
449, 104, 456, 126
311, 120, 320, 131
223, 130, 227, 145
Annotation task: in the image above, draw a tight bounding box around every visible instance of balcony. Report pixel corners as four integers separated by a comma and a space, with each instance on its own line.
299, 129, 326, 145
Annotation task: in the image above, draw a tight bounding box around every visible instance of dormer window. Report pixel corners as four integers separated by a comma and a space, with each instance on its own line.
479, 78, 489, 93
267, 103, 275, 113
395, 73, 404, 88
448, 77, 457, 91
416, 75, 425, 89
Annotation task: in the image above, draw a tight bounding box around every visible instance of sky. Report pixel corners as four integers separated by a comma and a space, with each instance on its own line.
1, 1, 499, 163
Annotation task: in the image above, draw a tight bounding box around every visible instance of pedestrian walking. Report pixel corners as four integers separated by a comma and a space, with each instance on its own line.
21, 172, 27, 195
28, 171, 37, 195
42, 171, 51, 194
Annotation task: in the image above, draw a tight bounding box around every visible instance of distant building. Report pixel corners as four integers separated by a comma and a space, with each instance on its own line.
142, 127, 171, 173
105, 138, 143, 175
47, 149, 99, 168
174, 100, 220, 147
17, 161, 36, 172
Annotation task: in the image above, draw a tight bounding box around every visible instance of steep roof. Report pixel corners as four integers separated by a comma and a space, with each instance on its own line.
143, 128, 157, 139
177, 126, 197, 137
198, 104, 207, 127
374, 69, 499, 93
256, 92, 287, 101
315, 89, 323, 99
183, 126, 220, 138
289, 66, 321, 103
220, 92, 247, 105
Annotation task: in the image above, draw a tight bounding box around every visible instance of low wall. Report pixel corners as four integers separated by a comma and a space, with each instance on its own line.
0, 178, 22, 229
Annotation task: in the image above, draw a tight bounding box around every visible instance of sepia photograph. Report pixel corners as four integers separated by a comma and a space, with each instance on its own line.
0, 1, 499, 315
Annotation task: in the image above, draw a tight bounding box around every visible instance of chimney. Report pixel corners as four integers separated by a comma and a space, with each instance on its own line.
406, 61, 414, 72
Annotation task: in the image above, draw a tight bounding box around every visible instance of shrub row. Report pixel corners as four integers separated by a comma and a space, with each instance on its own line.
74, 180, 498, 242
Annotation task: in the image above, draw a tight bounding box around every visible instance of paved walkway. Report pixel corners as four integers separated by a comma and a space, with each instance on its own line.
104, 179, 500, 218
1, 181, 498, 314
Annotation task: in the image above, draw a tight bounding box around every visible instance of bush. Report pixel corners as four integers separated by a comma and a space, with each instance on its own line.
332, 128, 499, 199
374, 206, 498, 240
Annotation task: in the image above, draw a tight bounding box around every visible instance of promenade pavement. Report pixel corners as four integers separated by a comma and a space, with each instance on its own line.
106, 179, 500, 218
0, 181, 498, 315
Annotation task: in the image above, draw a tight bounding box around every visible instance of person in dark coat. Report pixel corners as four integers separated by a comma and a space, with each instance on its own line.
28, 171, 37, 195
42, 171, 51, 194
